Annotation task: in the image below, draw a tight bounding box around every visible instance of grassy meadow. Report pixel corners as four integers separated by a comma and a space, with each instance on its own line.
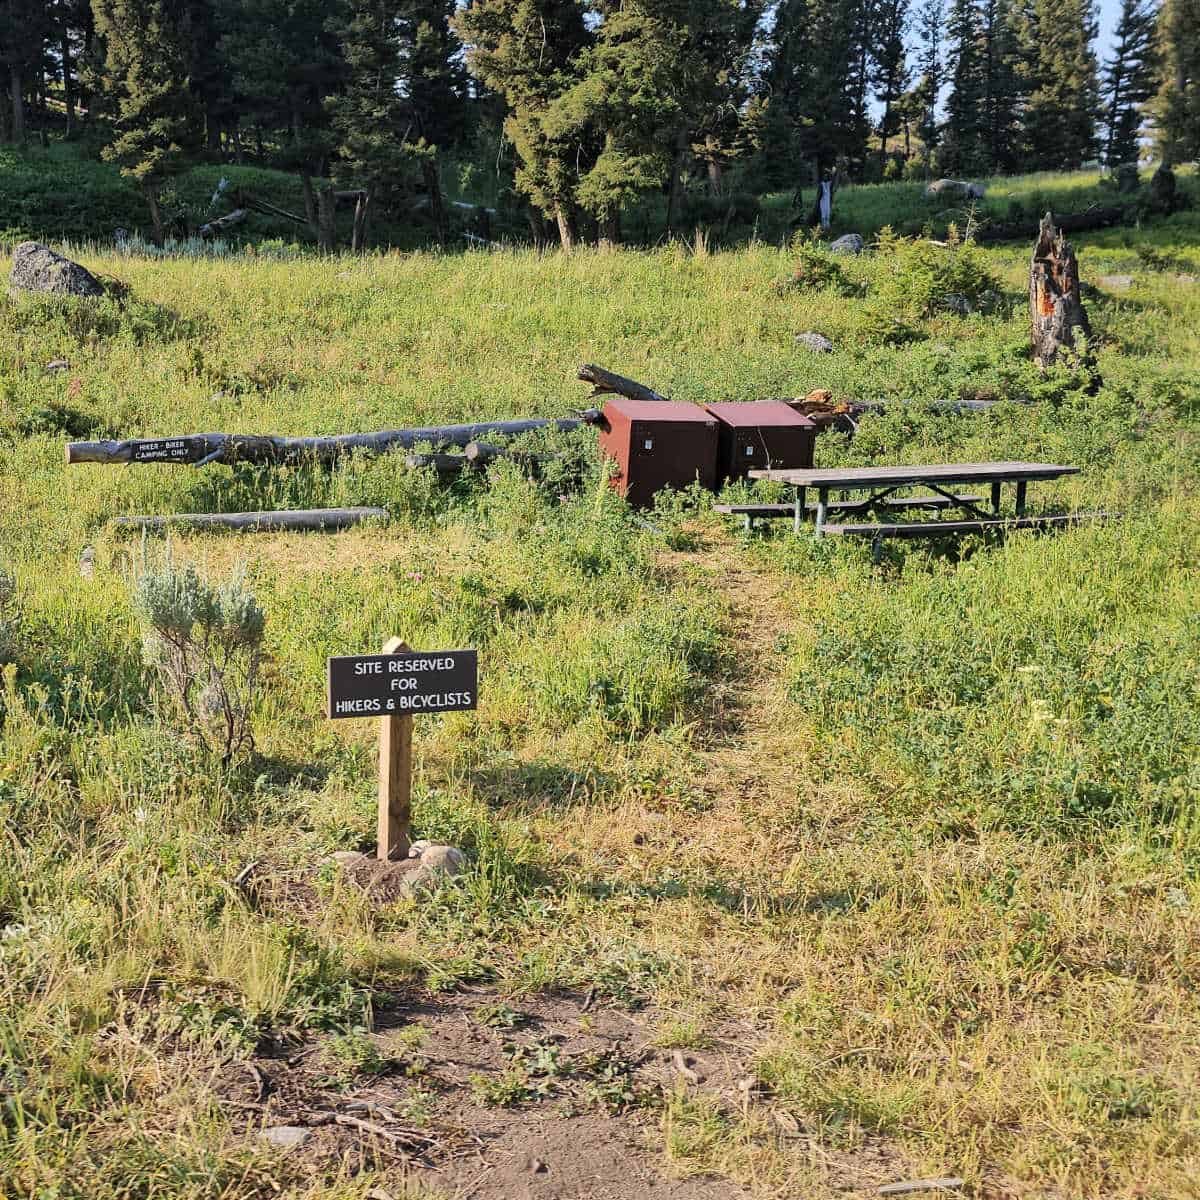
1, 182, 1199, 1199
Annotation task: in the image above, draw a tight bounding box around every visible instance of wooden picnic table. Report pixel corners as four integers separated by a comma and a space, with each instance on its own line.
748, 461, 1081, 536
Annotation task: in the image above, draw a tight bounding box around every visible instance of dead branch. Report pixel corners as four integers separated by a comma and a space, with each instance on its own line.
577, 364, 668, 403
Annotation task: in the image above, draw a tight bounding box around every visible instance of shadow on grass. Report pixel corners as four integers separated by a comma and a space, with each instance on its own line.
579, 876, 880, 919
469, 760, 615, 812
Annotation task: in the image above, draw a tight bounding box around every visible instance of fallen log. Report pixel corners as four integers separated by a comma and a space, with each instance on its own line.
198, 209, 249, 237
577, 364, 669, 403
850, 397, 1020, 415
231, 189, 309, 226
464, 441, 508, 468
65, 418, 584, 467
112, 507, 388, 533
977, 204, 1131, 244
405, 452, 469, 474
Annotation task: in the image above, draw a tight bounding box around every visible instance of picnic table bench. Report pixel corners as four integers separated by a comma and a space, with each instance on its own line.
745, 461, 1109, 554
714, 493, 985, 531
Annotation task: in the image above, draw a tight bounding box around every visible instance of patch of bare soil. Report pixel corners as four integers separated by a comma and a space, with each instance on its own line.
217, 988, 753, 1199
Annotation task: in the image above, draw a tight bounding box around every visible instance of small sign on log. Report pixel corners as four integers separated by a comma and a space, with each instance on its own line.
132, 438, 193, 463
327, 641, 477, 862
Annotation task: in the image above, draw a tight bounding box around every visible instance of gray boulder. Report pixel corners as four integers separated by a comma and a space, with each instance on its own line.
794, 332, 834, 353
10, 242, 104, 298
829, 233, 864, 255
1098, 274, 1134, 291
924, 179, 987, 201
941, 293, 973, 315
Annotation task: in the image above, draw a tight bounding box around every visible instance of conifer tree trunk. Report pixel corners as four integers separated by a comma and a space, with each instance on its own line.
317, 183, 336, 252
62, 33, 75, 137
600, 211, 621, 247
421, 156, 447, 246
554, 203, 577, 253
351, 189, 370, 253
665, 129, 688, 235
10, 65, 24, 143
145, 188, 165, 245
300, 171, 318, 237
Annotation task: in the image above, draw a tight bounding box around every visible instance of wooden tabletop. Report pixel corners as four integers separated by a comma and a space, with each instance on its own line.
749, 461, 1080, 488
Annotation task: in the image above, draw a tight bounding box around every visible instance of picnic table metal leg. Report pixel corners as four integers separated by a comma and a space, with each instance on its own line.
793, 486, 806, 534
1015, 481, 1027, 517
815, 487, 829, 536
991, 481, 1002, 514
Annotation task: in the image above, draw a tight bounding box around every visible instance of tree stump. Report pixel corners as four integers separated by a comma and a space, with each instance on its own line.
1029, 213, 1092, 371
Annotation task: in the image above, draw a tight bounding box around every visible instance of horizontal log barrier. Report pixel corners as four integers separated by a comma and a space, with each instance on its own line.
112, 507, 389, 533
65, 417, 584, 467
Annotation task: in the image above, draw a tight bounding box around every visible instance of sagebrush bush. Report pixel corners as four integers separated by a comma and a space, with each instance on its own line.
134, 558, 266, 763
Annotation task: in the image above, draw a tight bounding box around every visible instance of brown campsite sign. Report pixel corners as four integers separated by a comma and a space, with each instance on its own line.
327, 640, 477, 861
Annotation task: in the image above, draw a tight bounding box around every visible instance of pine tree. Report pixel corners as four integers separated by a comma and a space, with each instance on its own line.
847, 0, 879, 174
216, 0, 345, 229
873, 0, 910, 167
763, 0, 864, 182
454, 0, 592, 249
942, 0, 989, 173
1102, 0, 1159, 169
915, 0, 945, 155
1151, 0, 1200, 165
92, 0, 201, 242
0, 0, 49, 142
401, 0, 471, 240
548, 0, 761, 240
48, 0, 93, 138
178, 0, 229, 150
1021, 0, 1100, 170
980, 0, 1024, 172
327, 0, 420, 251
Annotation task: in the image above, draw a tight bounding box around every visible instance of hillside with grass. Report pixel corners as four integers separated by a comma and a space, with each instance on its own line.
1, 198, 1199, 1199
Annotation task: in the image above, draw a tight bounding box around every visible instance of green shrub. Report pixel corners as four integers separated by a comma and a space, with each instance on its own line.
779, 239, 855, 294
871, 226, 1001, 318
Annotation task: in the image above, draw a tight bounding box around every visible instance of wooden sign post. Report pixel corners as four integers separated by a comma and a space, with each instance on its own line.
378, 637, 414, 861
327, 640, 478, 861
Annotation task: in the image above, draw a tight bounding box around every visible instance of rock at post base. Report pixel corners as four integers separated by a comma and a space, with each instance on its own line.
260, 1125, 311, 1150
828, 233, 864, 255
9, 243, 105, 298
330, 841, 466, 903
